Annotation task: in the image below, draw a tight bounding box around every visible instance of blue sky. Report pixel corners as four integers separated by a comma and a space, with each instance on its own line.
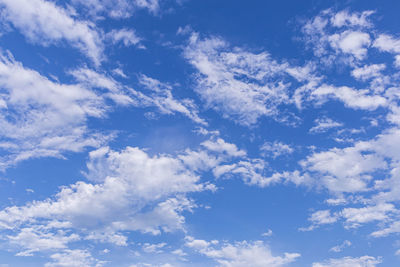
0, 0, 400, 266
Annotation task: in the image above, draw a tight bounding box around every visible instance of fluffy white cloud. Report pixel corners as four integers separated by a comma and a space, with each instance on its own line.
0, 0, 103, 65
0, 145, 215, 258
0, 52, 109, 169
184, 33, 291, 125
312, 255, 381, 267
301, 143, 387, 194
329, 31, 371, 60
330, 10, 374, 28
106, 28, 142, 47
185, 237, 300, 267
45, 249, 105, 267
309, 84, 387, 111
373, 34, 400, 67
302, 9, 374, 64
351, 64, 386, 81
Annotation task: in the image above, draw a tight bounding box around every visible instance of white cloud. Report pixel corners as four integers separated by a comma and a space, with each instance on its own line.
301, 142, 387, 194
330, 10, 374, 28
45, 249, 105, 267
341, 203, 395, 228
302, 9, 374, 64
69, 67, 135, 106
0, 52, 109, 169
142, 242, 167, 253
300, 210, 338, 231
329, 240, 352, 253
371, 221, 400, 238
137, 74, 207, 125
185, 237, 300, 267
183, 33, 291, 125
0, 0, 103, 65
8, 227, 79, 256
0, 145, 214, 258
107, 28, 142, 47
373, 34, 400, 67
329, 31, 371, 60
312, 255, 382, 267
351, 64, 386, 81
260, 141, 294, 158
309, 117, 343, 133
71, 0, 160, 18
310, 84, 387, 111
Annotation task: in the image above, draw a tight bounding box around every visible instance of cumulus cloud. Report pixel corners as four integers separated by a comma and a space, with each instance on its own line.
0, 0, 104, 65
185, 237, 300, 267
0, 145, 215, 258
302, 9, 374, 65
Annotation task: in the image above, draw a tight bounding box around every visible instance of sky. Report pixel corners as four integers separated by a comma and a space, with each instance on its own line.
0, 0, 400, 266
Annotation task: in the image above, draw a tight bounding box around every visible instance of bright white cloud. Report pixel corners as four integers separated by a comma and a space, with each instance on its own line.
312, 255, 382, 267
302, 9, 374, 65
185, 237, 300, 267
329, 31, 371, 60
0, 52, 109, 169
0, 0, 103, 65
184, 33, 291, 125
351, 64, 386, 81
373, 34, 400, 67
107, 28, 142, 47
45, 249, 105, 267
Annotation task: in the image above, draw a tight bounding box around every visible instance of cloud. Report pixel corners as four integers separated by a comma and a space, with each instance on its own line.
312, 255, 382, 267
260, 141, 294, 158
330, 10, 374, 28
329, 31, 371, 60
351, 64, 386, 81
329, 240, 352, 253
0, 52, 110, 169
301, 142, 387, 194
183, 33, 292, 125
309, 117, 343, 133
137, 74, 207, 125
302, 9, 374, 65
45, 249, 105, 267
373, 34, 400, 67
185, 237, 300, 267
309, 84, 387, 111
71, 0, 161, 18
0, 145, 215, 258
106, 28, 143, 47
0, 0, 103, 65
